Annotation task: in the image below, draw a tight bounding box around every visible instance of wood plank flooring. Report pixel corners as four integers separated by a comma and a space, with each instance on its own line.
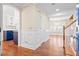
2, 35, 76, 56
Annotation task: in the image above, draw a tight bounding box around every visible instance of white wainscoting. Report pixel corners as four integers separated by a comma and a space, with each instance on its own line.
21, 30, 51, 50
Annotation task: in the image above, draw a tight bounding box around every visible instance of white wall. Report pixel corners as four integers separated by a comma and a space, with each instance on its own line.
49, 18, 66, 35
3, 5, 20, 31
21, 5, 50, 50
3, 5, 20, 44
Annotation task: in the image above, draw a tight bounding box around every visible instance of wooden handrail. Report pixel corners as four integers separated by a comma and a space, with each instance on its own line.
63, 17, 76, 55
64, 19, 76, 29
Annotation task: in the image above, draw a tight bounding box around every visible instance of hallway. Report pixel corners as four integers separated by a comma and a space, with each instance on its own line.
2, 3, 76, 56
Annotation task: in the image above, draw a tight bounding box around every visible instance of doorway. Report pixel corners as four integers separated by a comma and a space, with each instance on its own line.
2, 4, 20, 56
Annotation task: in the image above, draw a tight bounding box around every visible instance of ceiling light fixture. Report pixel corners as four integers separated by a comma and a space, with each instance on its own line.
56, 8, 60, 12
49, 17, 68, 21
52, 13, 64, 17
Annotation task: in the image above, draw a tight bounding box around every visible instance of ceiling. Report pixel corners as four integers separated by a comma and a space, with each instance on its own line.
37, 3, 76, 16
4, 3, 76, 20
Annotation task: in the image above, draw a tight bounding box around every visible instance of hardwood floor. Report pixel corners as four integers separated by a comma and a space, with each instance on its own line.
2, 35, 76, 56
